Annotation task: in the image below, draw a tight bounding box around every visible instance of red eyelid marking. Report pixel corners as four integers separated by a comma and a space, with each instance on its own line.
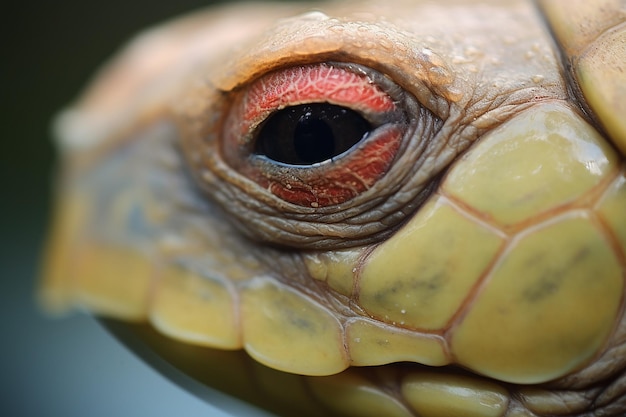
236, 64, 396, 142
222, 63, 406, 208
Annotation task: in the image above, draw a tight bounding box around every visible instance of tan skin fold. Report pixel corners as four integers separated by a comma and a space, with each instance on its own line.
43, 0, 626, 416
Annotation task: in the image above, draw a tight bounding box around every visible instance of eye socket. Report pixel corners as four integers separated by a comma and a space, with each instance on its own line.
222, 63, 410, 208
191, 60, 444, 248
254, 103, 371, 165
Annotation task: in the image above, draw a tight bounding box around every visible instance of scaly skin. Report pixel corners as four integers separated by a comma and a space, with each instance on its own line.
41, 0, 626, 416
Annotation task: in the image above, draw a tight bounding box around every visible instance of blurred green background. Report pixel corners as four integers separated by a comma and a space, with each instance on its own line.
1, 1, 283, 416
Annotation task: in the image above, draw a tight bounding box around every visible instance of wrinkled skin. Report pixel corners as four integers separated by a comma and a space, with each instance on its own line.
42, 0, 626, 416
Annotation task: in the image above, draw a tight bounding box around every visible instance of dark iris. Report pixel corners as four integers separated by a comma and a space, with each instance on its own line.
254, 103, 371, 165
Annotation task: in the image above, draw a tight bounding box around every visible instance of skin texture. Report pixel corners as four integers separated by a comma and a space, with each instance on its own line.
42, 0, 626, 416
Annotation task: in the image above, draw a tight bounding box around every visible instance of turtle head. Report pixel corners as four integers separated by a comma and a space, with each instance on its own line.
42, 0, 626, 415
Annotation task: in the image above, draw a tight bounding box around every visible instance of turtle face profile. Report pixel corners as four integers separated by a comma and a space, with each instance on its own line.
41, 0, 626, 415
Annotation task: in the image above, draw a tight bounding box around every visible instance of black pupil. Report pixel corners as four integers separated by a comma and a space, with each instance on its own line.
254, 103, 371, 165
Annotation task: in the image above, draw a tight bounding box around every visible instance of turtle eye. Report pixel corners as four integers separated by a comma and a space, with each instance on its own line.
221, 63, 409, 207
203, 61, 441, 248
254, 103, 371, 165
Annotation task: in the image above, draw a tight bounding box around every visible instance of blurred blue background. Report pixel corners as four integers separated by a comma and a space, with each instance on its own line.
0, 1, 284, 416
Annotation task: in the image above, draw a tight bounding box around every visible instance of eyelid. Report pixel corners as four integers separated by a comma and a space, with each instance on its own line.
223, 63, 400, 157
209, 13, 461, 120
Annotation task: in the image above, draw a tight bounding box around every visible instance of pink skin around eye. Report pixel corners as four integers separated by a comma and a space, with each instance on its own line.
223, 63, 404, 208
235, 64, 397, 142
